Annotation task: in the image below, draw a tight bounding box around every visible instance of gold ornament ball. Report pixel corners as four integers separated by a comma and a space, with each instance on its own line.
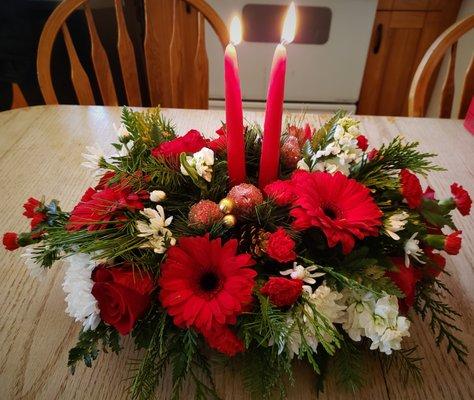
219, 197, 235, 214
222, 214, 237, 227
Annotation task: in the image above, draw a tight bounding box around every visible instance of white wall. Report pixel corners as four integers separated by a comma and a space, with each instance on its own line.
426, 0, 474, 118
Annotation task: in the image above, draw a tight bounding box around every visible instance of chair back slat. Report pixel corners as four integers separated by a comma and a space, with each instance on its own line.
439, 43, 457, 118
144, 0, 172, 106
169, 0, 186, 108
61, 24, 95, 105
192, 13, 209, 109
11, 83, 28, 109
114, 0, 142, 106
458, 55, 474, 118
84, 3, 118, 105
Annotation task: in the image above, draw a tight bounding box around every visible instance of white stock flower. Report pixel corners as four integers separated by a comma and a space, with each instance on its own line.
306, 283, 346, 323
384, 212, 409, 240
150, 190, 166, 203
21, 245, 47, 281
297, 158, 310, 171
137, 205, 175, 253
404, 232, 425, 267
280, 262, 324, 285
180, 147, 214, 182
62, 253, 100, 331
342, 291, 376, 341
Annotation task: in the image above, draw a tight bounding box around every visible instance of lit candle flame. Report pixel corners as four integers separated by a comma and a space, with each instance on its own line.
281, 2, 296, 45
230, 16, 242, 45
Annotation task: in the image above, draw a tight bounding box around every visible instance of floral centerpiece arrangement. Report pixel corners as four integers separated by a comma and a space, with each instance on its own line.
3, 108, 471, 399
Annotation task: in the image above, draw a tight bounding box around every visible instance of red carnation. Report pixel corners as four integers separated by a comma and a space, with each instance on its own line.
260, 277, 303, 307
67, 185, 144, 231
356, 135, 369, 151
3, 232, 19, 251
202, 325, 245, 356
23, 197, 46, 229
451, 183, 471, 216
151, 130, 207, 158
95, 171, 116, 190
159, 235, 256, 332
264, 180, 295, 206
423, 247, 446, 278
290, 171, 382, 254
265, 228, 296, 263
423, 186, 436, 200
208, 126, 227, 152
400, 169, 422, 209
444, 231, 462, 255
386, 257, 421, 313
92, 265, 154, 335
367, 148, 379, 161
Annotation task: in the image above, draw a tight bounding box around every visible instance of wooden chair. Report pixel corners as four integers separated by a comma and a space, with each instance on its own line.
37, 0, 229, 109
10, 83, 28, 109
409, 14, 474, 118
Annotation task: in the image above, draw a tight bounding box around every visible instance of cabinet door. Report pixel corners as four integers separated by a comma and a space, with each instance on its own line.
358, 11, 426, 116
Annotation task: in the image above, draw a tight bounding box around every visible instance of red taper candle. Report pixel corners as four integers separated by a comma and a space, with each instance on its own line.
259, 2, 296, 189
224, 16, 246, 185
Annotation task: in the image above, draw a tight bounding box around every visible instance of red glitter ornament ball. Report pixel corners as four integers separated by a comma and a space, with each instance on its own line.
188, 200, 223, 228
281, 136, 301, 168
228, 184, 264, 216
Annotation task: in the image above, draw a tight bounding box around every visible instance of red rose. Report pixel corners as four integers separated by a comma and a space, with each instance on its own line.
202, 325, 245, 356
92, 265, 154, 335
23, 197, 46, 229
3, 232, 19, 251
386, 257, 421, 313
444, 231, 462, 255
264, 180, 295, 206
208, 126, 227, 152
260, 277, 302, 307
356, 135, 369, 151
67, 185, 144, 231
151, 130, 207, 158
423, 247, 446, 278
400, 169, 422, 209
265, 227, 296, 263
451, 183, 471, 216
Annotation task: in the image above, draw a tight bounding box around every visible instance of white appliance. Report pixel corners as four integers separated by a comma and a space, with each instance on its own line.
205, 0, 377, 113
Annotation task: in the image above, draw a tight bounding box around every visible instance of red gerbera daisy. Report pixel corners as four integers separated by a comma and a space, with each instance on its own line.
159, 234, 256, 333
290, 171, 382, 254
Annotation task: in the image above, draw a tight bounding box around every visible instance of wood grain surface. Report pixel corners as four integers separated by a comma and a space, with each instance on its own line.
0, 106, 473, 400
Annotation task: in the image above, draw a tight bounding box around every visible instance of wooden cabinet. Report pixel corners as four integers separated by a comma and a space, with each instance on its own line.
357, 0, 462, 116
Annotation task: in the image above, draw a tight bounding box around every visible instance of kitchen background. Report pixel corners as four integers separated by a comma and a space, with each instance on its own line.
0, 0, 472, 116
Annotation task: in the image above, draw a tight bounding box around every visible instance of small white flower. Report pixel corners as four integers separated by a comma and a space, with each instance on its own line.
306, 283, 346, 323
137, 205, 175, 253
180, 147, 215, 182
280, 262, 325, 285
150, 190, 166, 203
404, 232, 425, 267
342, 291, 376, 341
384, 212, 409, 240
113, 122, 130, 138
21, 246, 47, 281
62, 253, 100, 331
81, 143, 106, 174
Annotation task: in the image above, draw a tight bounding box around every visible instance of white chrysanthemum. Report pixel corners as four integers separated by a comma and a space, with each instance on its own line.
137, 205, 175, 253
404, 232, 425, 267
150, 190, 166, 203
384, 211, 409, 240
280, 262, 324, 285
180, 147, 215, 182
62, 253, 100, 331
21, 245, 47, 281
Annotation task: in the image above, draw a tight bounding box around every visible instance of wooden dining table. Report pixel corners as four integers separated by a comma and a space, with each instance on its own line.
0, 105, 473, 400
